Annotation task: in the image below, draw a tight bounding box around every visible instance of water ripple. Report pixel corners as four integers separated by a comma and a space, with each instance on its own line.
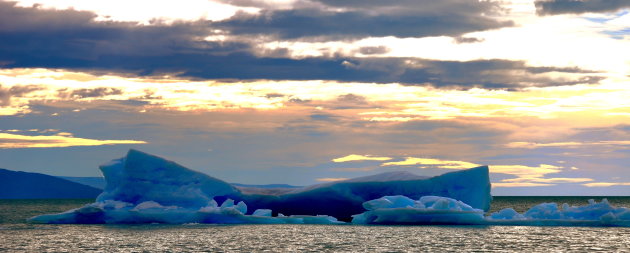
2, 224, 630, 252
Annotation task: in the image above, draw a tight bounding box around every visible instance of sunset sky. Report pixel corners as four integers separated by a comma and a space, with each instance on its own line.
1, 0, 629, 195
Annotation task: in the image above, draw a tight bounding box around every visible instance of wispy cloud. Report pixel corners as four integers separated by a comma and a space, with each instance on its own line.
501, 177, 593, 183
0, 132, 146, 148
506, 140, 630, 149
583, 182, 630, 187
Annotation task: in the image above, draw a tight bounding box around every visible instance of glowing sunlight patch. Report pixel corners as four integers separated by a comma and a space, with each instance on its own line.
332, 154, 393, 163
381, 157, 481, 169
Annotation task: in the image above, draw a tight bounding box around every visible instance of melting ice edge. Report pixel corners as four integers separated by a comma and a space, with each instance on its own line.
30, 150, 630, 226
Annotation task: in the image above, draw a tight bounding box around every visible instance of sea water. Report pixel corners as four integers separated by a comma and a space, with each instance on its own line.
2, 197, 630, 252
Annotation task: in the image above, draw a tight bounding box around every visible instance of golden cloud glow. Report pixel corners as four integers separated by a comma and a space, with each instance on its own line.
371, 155, 592, 187
332, 154, 393, 163
316, 177, 349, 182
1, 68, 630, 128
381, 157, 481, 169
490, 164, 563, 178
0, 132, 146, 148
582, 182, 630, 187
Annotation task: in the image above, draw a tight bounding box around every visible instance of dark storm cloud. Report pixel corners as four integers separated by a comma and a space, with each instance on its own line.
0, 1, 250, 71
60, 88, 124, 99
535, 0, 630, 15
214, 8, 512, 39
339, 58, 604, 89
215, 0, 512, 39
0, 2, 601, 89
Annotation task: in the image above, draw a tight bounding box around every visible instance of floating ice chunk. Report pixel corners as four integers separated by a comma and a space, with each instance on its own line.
28, 198, 346, 225
524, 202, 563, 219
29, 207, 97, 224
489, 208, 525, 220
352, 195, 485, 225
486, 199, 630, 227
252, 209, 272, 217
362, 195, 416, 210
235, 201, 247, 214
220, 199, 235, 208
290, 215, 344, 224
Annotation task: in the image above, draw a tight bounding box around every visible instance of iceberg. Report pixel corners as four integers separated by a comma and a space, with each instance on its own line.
237, 163, 492, 221
30, 149, 490, 224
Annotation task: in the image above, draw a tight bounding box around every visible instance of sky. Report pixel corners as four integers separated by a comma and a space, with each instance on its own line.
0, 0, 629, 195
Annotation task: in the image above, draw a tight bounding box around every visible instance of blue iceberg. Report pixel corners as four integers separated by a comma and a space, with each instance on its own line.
29, 149, 491, 224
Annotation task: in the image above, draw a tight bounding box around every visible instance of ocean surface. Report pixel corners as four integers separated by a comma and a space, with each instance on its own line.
2, 197, 630, 252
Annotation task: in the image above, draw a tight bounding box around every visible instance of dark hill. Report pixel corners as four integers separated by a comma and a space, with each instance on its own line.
0, 168, 102, 199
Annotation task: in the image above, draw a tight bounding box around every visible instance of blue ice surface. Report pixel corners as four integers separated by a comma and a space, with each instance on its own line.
27, 149, 630, 226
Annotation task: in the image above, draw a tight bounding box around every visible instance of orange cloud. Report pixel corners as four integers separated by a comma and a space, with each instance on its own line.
382, 157, 481, 169
2, 68, 630, 126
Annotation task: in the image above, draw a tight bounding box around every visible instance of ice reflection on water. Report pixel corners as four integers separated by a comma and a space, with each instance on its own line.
2, 224, 630, 252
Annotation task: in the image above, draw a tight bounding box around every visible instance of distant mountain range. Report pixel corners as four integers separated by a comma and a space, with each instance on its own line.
0, 168, 102, 199
58, 176, 106, 190
0, 168, 303, 199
